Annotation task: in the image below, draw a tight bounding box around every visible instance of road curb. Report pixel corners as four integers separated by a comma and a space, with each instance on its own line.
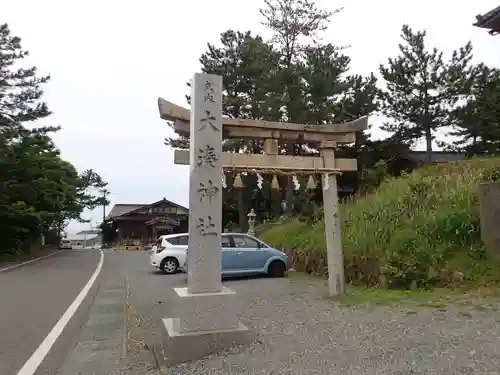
0, 250, 63, 273
56, 274, 127, 375
122, 277, 128, 360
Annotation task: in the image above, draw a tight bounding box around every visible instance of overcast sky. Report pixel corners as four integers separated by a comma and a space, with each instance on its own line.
3, 0, 500, 232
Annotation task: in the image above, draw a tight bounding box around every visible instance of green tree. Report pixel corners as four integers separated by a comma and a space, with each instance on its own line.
165, 2, 380, 224
0, 134, 70, 252
379, 24, 473, 162
0, 23, 56, 137
276, 37, 379, 204
0, 133, 109, 252
260, 0, 340, 214
447, 65, 500, 155
334, 72, 380, 192
0, 24, 108, 255
302, 44, 350, 125
100, 218, 118, 246
165, 30, 280, 228
165, 30, 279, 150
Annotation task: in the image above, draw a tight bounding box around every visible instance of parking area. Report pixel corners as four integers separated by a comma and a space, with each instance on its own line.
105, 251, 500, 375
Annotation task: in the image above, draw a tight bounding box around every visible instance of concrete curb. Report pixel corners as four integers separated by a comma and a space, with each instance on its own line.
0, 250, 63, 273
56, 278, 127, 375
121, 277, 128, 360
116, 247, 145, 251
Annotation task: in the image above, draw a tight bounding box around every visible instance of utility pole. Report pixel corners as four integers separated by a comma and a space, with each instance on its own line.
100, 188, 111, 223
99, 188, 114, 249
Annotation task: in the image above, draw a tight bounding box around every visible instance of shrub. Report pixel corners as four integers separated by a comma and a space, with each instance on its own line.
260, 157, 500, 289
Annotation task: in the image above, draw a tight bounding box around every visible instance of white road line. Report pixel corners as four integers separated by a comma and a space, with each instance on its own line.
0, 250, 64, 273
15, 249, 104, 375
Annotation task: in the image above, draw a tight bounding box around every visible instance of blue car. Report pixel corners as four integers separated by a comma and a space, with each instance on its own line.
183, 233, 289, 278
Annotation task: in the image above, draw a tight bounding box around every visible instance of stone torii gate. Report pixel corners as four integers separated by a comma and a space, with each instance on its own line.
157, 73, 367, 363
159, 91, 367, 298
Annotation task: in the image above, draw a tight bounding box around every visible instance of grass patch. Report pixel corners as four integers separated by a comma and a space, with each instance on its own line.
287, 271, 500, 312
333, 284, 500, 312
335, 286, 428, 306
334, 285, 464, 308
261, 157, 500, 289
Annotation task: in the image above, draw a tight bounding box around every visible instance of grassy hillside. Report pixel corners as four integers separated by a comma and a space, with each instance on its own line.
260, 157, 500, 289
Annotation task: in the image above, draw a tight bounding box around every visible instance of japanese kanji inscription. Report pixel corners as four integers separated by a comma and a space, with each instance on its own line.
198, 180, 220, 203
186, 73, 224, 293
196, 145, 219, 167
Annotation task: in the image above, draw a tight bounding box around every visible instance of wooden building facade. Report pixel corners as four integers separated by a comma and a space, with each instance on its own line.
108, 198, 189, 245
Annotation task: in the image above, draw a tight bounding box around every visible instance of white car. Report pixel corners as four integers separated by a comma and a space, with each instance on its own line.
149, 233, 189, 274
59, 239, 72, 250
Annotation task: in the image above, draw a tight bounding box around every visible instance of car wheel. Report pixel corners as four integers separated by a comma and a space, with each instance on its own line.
268, 260, 286, 278
160, 257, 179, 275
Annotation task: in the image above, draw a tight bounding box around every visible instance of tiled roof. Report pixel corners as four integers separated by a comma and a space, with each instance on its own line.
406, 151, 466, 163
76, 230, 101, 235
107, 198, 189, 219
67, 234, 99, 241
474, 5, 500, 34
107, 204, 147, 218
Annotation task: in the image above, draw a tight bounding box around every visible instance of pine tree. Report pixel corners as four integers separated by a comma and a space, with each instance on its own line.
449, 65, 500, 155
379, 24, 473, 162
0, 23, 56, 137
164, 30, 279, 150
260, 0, 338, 65
260, 0, 341, 214
302, 43, 350, 125
166, 1, 381, 222
165, 30, 280, 227
0, 24, 108, 253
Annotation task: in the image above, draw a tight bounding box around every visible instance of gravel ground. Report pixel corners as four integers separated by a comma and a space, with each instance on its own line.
114, 252, 500, 375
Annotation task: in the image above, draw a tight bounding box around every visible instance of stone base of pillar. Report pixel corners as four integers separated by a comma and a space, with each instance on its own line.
159, 286, 252, 365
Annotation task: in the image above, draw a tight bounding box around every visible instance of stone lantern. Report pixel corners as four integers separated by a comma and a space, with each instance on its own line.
247, 209, 257, 236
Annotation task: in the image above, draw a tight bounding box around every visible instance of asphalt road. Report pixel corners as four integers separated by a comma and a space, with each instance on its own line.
0, 249, 102, 375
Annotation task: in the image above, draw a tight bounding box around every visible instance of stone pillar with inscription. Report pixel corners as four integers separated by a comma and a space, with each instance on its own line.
186, 73, 223, 294
161, 73, 250, 365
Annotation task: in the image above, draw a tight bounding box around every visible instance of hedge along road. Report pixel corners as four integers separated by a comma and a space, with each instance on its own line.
0, 249, 103, 375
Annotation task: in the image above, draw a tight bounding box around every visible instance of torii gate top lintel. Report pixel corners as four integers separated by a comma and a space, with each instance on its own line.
158, 97, 368, 143
159, 96, 369, 174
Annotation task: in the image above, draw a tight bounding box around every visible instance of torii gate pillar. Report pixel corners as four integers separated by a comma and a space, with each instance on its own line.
320, 141, 345, 296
